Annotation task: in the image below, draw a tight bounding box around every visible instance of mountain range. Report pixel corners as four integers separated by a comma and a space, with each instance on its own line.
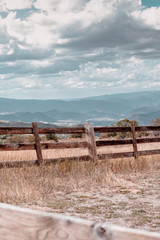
0, 90, 160, 126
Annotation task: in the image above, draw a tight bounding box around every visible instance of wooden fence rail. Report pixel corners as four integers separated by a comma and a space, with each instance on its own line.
0, 203, 160, 240
0, 122, 160, 168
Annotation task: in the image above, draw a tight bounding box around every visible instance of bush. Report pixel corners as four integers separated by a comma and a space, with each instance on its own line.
150, 118, 160, 136
70, 133, 84, 139
5, 134, 26, 144
27, 135, 35, 143
100, 126, 117, 139
46, 134, 58, 142
116, 119, 138, 139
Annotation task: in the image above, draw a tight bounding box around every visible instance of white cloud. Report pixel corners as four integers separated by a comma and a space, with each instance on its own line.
0, 0, 33, 11
132, 7, 160, 30
0, 0, 160, 98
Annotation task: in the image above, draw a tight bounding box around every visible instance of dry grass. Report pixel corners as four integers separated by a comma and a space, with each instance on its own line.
0, 141, 160, 232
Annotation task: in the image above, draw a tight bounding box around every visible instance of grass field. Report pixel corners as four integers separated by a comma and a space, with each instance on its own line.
0, 141, 160, 232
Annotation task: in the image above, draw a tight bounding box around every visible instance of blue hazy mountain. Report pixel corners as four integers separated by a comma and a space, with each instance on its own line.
0, 90, 160, 126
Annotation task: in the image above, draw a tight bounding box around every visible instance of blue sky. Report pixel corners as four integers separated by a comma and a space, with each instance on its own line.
0, 0, 160, 99
142, 0, 160, 7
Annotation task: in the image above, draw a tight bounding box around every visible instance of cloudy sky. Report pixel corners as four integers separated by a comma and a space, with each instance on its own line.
0, 0, 160, 99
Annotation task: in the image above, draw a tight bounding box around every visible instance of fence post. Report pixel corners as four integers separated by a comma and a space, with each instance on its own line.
84, 122, 98, 162
32, 122, 43, 164
130, 123, 138, 160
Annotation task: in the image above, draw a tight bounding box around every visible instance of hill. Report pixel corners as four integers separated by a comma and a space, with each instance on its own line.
0, 90, 160, 126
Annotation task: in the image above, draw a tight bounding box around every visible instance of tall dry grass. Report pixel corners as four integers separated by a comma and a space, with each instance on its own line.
0, 140, 160, 207
0, 154, 160, 205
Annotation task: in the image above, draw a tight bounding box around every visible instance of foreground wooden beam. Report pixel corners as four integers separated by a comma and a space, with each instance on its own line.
0, 203, 159, 240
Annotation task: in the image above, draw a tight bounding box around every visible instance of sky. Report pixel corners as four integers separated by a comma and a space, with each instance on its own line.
0, 0, 160, 99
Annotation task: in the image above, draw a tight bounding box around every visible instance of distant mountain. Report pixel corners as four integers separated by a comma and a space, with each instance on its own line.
0, 120, 58, 128
128, 111, 160, 125
86, 91, 160, 109
1, 90, 160, 126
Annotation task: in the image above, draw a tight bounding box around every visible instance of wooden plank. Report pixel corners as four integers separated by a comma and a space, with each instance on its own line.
139, 149, 160, 156
0, 142, 87, 151
98, 151, 134, 159
38, 127, 85, 134
1, 137, 160, 152
32, 122, 43, 164
136, 126, 160, 132
130, 123, 138, 159
0, 203, 159, 240
0, 143, 35, 151
0, 125, 159, 136
0, 148, 160, 169
95, 222, 160, 240
137, 137, 160, 144
96, 137, 160, 146
1, 147, 160, 169
0, 155, 90, 168
96, 139, 132, 146
0, 127, 85, 135
0, 127, 33, 135
94, 126, 131, 133
41, 141, 87, 149
84, 122, 98, 162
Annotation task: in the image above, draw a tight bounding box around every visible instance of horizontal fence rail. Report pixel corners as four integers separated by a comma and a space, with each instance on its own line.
0, 122, 160, 167
0, 203, 160, 240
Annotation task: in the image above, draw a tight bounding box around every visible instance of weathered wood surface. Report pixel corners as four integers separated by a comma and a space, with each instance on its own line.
2, 148, 160, 169
0, 125, 160, 135
0, 143, 35, 151
94, 126, 131, 133
97, 137, 160, 146
0, 203, 159, 240
0, 127, 85, 135
96, 139, 133, 146
0, 156, 90, 168
85, 122, 98, 162
99, 152, 134, 159
94, 125, 160, 133
130, 123, 138, 159
139, 149, 160, 156
0, 127, 33, 135
0, 141, 87, 151
1, 123, 160, 167
32, 122, 43, 164
41, 141, 87, 149
38, 127, 85, 134
135, 126, 160, 132
1, 137, 160, 152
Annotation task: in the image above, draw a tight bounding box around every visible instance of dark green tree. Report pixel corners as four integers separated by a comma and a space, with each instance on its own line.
116, 119, 138, 139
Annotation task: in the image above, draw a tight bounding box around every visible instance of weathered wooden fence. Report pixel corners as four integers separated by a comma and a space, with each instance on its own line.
0, 122, 160, 168
0, 203, 160, 240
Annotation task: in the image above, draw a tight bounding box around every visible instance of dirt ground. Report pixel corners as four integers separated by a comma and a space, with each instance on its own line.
0, 142, 160, 233
20, 168, 160, 233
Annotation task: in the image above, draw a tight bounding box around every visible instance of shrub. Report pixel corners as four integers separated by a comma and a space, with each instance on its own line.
116, 119, 138, 139
46, 134, 58, 142
150, 118, 160, 136
70, 133, 84, 139
5, 134, 26, 144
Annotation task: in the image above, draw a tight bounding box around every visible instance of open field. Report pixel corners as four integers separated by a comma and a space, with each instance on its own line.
0, 142, 160, 233
0, 140, 160, 161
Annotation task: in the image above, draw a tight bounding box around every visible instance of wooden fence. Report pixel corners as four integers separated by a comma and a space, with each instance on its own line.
0, 203, 160, 240
0, 122, 160, 168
